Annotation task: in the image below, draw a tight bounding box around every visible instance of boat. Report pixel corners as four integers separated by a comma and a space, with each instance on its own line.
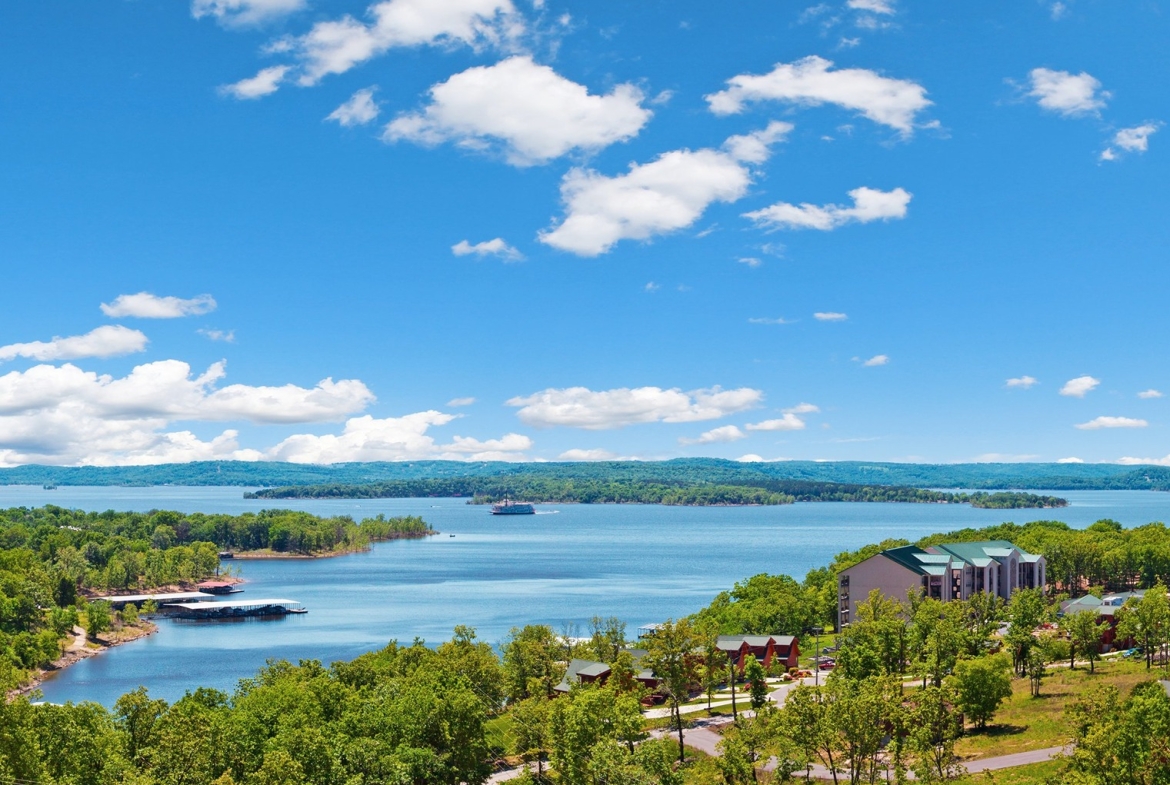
43, 484, 57, 490
491, 499, 536, 515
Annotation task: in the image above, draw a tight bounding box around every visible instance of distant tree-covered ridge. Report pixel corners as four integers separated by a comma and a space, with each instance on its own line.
245, 476, 1067, 508
2, 457, 1167, 490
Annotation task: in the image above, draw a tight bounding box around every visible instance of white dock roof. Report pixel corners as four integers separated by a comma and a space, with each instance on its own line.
165, 598, 302, 610
94, 591, 215, 604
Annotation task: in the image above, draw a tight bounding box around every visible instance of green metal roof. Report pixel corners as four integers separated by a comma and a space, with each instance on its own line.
931, 540, 1038, 566
880, 545, 933, 575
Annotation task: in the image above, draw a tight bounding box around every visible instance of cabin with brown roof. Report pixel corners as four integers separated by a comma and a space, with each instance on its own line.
717, 634, 800, 671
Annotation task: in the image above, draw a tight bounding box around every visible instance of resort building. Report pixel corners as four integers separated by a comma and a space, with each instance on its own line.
553, 651, 659, 695
716, 635, 800, 671
836, 540, 1046, 630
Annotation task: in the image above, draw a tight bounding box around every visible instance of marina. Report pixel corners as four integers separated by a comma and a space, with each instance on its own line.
165, 598, 306, 619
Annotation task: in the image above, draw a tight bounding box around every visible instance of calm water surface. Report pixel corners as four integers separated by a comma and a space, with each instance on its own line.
5, 485, 1166, 706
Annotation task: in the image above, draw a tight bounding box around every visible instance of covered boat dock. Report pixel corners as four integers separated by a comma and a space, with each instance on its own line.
163, 598, 306, 619
93, 591, 215, 609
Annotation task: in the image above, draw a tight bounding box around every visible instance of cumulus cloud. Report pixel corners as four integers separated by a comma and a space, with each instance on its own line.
385, 57, 651, 165
277, 0, 520, 88
507, 385, 763, 429
197, 329, 235, 343
1057, 456, 1084, 463
862, 354, 889, 367
327, 87, 381, 126
447, 397, 477, 407
1101, 123, 1160, 161
738, 257, 762, 268
265, 411, 532, 463
0, 326, 148, 363
680, 425, 746, 444
1006, 376, 1038, 389
452, 238, 523, 261
1060, 375, 1099, 397
0, 360, 375, 466
191, 0, 305, 26
1118, 454, 1170, 467
785, 403, 820, 414
814, 311, 848, 321
1139, 389, 1164, 399
219, 66, 290, 99
744, 186, 911, 231
1075, 416, 1148, 430
1027, 68, 1108, 117
706, 56, 931, 134
746, 413, 806, 431
557, 448, 635, 461
847, 0, 894, 13
101, 293, 217, 319
539, 123, 790, 256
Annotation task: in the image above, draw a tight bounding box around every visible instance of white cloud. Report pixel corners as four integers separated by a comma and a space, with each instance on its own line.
847, 0, 895, 13
0, 360, 375, 466
197, 328, 235, 343
1027, 68, 1108, 117
327, 87, 381, 126
447, 397, 477, 407
539, 123, 790, 256
1060, 375, 1099, 397
101, 293, 217, 319
1102, 123, 1160, 161
0, 326, 148, 363
191, 0, 305, 26
265, 411, 531, 463
219, 66, 290, 99
748, 317, 794, 325
784, 402, 820, 414
507, 385, 763, 429
1139, 389, 1164, 399
385, 57, 651, 166
738, 257, 762, 268
862, 354, 889, 367
1118, 454, 1170, 467
814, 311, 848, 322
644, 282, 660, 293
558, 447, 634, 461
452, 238, 523, 261
282, 0, 520, 88
680, 425, 747, 444
744, 186, 911, 231
721, 121, 795, 164
1050, 2, 1067, 20
1057, 456, 1083, 463
1005, 375, 1038, 389
1075, 416, 1148, 430
706, 56, 931, 134
746, 413, 806, 431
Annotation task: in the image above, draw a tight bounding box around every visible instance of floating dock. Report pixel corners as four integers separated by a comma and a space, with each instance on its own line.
94, 591, 216, 610
163, 598, 306, 619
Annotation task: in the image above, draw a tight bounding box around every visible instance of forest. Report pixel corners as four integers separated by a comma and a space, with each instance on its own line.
4, 457, 1170, 491
246, 477, 1066, 509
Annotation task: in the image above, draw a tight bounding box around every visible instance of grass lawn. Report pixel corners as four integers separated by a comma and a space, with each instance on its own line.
484, 713, 514, 758
954, 759, 1063, 784
954, 657, 1160, 760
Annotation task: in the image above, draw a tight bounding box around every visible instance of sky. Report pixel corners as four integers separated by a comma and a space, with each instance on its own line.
0, 0, 1168, 467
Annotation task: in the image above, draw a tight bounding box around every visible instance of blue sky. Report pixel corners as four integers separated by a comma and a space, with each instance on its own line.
0, 0, 1168, 466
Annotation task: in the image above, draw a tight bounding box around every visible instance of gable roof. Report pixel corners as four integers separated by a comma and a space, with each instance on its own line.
880, 545, 935, 576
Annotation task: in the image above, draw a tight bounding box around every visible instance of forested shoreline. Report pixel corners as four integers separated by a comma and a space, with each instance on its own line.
3, 457, 1169, 491
245, 477, 1067, 509
3, 513, 1170, 783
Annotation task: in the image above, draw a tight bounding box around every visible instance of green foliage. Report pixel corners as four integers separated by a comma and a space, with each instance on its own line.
743, 654, 768, 711
1063, 681, 1170, 784
1061, 610, 1110, 673
692, 572, 823, 636
641, 618, 698, 763
85, 600, 112, 640
950, 655, 1013, 729
1115, 582, 1170, 671
501, 625, 564, 702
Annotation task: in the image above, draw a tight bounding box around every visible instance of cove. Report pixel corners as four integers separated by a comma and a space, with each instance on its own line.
5, 486, 1166, 706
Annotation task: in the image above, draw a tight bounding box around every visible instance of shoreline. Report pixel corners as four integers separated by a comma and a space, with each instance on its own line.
13, 621, 158, 700
228, 531, 438, 560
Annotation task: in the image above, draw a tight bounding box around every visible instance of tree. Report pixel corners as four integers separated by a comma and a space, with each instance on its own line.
588, 616, 626, 663
85, 600, 112, 641
825, 676, 898, 785
502, 625, 563, 702
1061, 610, 1109, 673
834, 589, 906, 681
908, 599, 964, 688
781, 685, 839, 784
510, 696, 550, 780
1003, 588, 1046, 676
1115, 582, 1170, 671
641, 618, 698, 763
695, 617, 728, 712
904, 685, 965, 783
743, 654, 769, 712
1025, 644, 1047, 698
950, 655, 1012, 730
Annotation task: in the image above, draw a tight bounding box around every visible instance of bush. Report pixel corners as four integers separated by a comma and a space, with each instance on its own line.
950, 655, 1013, 730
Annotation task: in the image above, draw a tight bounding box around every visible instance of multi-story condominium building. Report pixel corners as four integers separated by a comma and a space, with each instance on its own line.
836, 540, 1046, 630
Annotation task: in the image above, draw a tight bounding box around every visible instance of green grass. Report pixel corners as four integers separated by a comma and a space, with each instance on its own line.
954, 759, 1063, 784
484, 713, 514, 757
954, 658, 1158, 760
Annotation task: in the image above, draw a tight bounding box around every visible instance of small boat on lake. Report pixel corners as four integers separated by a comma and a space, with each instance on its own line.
491, 499, 536, 515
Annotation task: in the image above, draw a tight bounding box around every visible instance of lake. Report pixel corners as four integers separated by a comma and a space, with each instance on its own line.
6, 485, 1167, 706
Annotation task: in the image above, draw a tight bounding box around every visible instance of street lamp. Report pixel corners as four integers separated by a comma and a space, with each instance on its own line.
806, 626, 824, 686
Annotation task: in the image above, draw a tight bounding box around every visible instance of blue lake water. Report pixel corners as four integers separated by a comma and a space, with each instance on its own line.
5, 485, 1167, 706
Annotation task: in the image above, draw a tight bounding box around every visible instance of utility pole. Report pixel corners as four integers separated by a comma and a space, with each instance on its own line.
806, 626, 824, 686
